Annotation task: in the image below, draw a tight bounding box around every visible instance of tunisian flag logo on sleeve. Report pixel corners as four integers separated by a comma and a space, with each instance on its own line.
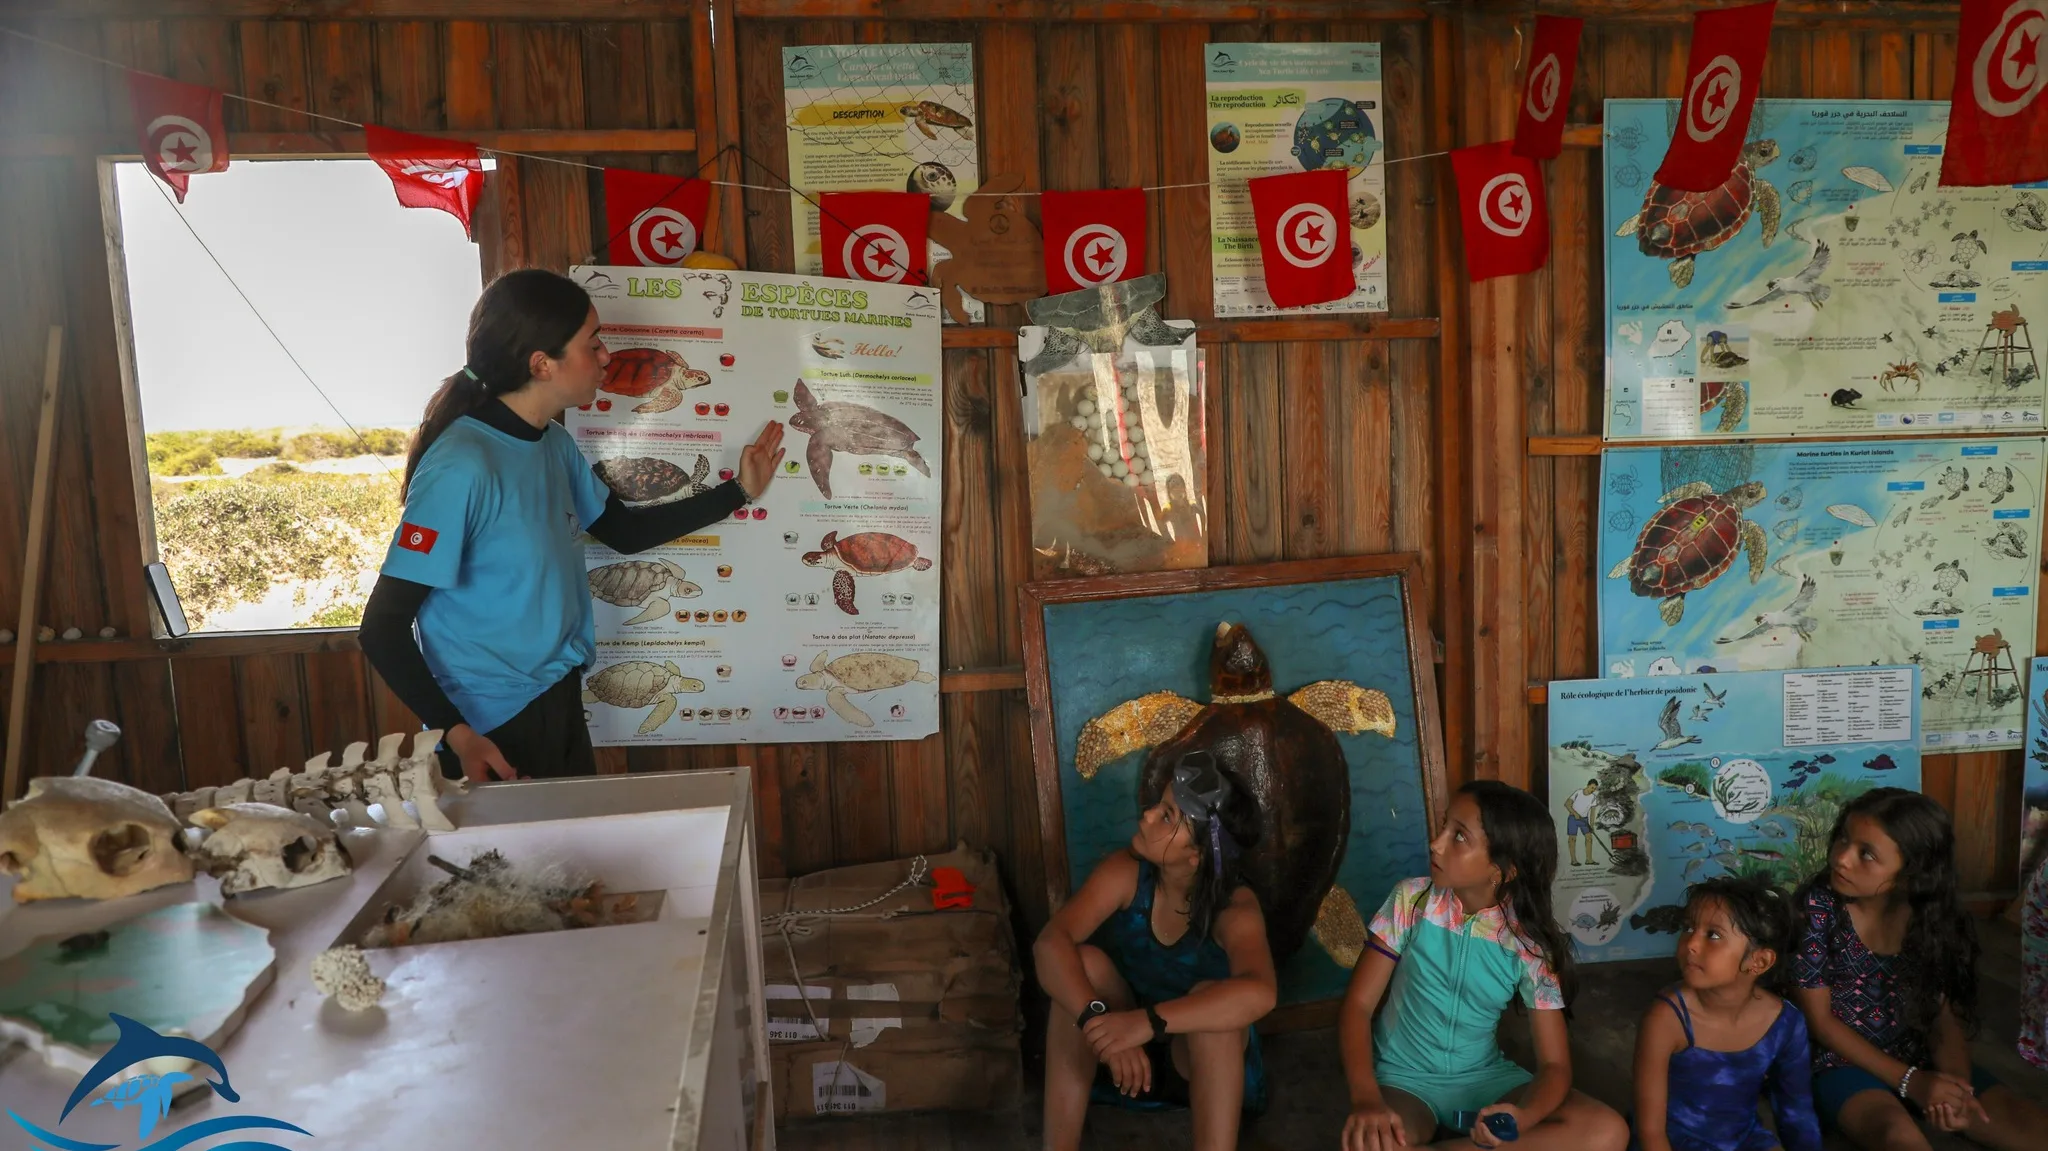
604, 169, 711, 266
365, 125, 487, 238
129, 73, 230, 203
396, 523, 438, 554
1513, 15, 1584, 159
819, 191, 931, 285
1247, 169, 1353, 308
1039, 188, 1147, 295
1942, 0, 2048, 186
1452, 142, 1550, 282
1655, 1, 1776, 193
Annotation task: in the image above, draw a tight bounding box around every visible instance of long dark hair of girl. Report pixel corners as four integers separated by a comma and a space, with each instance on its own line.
404, 269, 592, 493
1797, 786, 1979, 1036
1684, 875, 1796, 992
1463, 779, 1579, 1007
1183, 765, 1262, 944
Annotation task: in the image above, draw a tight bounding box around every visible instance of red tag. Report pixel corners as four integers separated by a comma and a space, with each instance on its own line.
604, 169, 712, 265
1452, 142, 1551, 282
1246, 168, 1355, 309
1941, 0, 2048, 186
818, 191, 931, 285
1040, 188, 1148, 295
931, 866, 975, 910
366, 125, 486, 238
128, 73, 230, 203
1513, 16, 1584, 160
1655, 1, 1777, 193
396, 523, 439, 554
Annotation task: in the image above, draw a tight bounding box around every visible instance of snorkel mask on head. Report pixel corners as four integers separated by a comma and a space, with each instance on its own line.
1170, 750, 1239, 879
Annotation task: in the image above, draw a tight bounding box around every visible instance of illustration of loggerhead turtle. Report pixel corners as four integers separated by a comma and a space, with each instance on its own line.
595, 454, 712, 503
1075, 622, 1397, 968
588, 559, 702, 625
800, 531, 931, 615
796, 651, 935, 727
599, 348, 710, 413
583, 660, 705, 734
1607, 480, 1769, 626
900, 100, 973, 141
1616, 139, 1782, 288
787, 381, 930, 499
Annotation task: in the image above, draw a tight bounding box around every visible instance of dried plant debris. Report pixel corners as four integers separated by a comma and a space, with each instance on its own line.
359, 850, 652, 949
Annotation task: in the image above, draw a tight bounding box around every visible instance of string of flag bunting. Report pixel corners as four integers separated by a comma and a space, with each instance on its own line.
10, 0, 2048, 306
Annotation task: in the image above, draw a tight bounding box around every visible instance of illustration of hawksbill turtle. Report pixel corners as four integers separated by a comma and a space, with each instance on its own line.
1074, 622, 1397, 970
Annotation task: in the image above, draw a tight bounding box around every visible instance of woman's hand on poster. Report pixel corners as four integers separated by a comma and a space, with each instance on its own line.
446, 724, 520, 782
738, 421, 786, 500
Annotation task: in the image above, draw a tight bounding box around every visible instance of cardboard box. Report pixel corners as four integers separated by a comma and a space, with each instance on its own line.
772, 1026, 1021, 1119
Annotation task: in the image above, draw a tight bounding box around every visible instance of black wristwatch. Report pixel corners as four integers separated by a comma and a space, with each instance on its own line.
1076, 999, 1108, 1029
1145, 1004, 1168, 1040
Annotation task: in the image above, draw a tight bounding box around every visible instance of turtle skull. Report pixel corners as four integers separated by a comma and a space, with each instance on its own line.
0, 777, 195, 903
189, 803, 352, 896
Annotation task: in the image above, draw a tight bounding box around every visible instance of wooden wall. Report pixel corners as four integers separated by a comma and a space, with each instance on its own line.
0, 1, 2021, 934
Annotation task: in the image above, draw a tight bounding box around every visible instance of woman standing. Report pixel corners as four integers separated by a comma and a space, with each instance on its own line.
360, 269, 783, 782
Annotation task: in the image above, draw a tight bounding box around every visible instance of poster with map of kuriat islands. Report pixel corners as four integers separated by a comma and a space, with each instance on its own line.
1603, 99, 2048, 440
1599, 438, 2044, 751
1548, 667, 1921, 962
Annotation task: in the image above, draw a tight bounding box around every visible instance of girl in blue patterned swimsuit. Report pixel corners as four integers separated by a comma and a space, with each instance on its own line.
1632, 876, 1821, 1151
1034, 752, 1276, 1151
1792, 787, 2048, 1150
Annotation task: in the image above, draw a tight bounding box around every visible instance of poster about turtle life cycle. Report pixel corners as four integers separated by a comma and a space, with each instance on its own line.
782, 43, 982, 322
1603, 99, 2048, 440
1599, 438, 2045, 750
1549, 667, 1921, 962
1205, 42, 1388, 317
566, 265, 942, 746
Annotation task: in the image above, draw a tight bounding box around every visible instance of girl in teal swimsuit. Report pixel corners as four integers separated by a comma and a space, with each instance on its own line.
1340, 780, 1629, 1151
1035, 752, 1277, 1151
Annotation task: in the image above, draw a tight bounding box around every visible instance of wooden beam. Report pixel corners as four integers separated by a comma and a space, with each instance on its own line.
5, 328, 65, 802
0, 127, 696, 158
939, 316, 1441, 350
736, 1, 1433, 17
3, 0, 715, 16
938, 666, 1024, 694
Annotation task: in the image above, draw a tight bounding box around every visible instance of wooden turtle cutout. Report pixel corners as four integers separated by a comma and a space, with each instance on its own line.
927, 173, 1046, 325
1074, 621, 1396, 967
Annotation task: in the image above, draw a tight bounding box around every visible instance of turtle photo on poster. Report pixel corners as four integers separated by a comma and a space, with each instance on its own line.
1604, 99, 2048, 439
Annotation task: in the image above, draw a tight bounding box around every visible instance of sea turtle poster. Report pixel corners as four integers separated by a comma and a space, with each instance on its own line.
1599, 438, 2044, 750
1602, 99, 2048, 440
1549, 667, 1921, 963
1204, 42, 1388, 316
566, 266, 942, 745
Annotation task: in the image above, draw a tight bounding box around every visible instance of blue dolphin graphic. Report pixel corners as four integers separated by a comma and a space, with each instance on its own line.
6, 1108, 120, 1151
133, 1115, 311, 1151
61, 1014, 237, 1122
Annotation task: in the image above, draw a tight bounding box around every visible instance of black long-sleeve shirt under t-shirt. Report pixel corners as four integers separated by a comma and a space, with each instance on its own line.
357, 399, 745, 734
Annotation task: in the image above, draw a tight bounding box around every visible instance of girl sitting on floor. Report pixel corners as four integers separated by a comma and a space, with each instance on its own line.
1339, 780, 1629, 1151
1791, 786, 2048, 1150
1034, 750, 1276, 1151
1632, 875, 1821, 1151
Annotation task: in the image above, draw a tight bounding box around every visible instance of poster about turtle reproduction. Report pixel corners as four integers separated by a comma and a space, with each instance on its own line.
2024, 657, 2048, 876
1549, 667, 1921, 962
782, 43, 981, 322
1602, 99, 2048, 440
566, 265, 942, 746
1204, 42, 1388, 317
1599, 438, 2045, 750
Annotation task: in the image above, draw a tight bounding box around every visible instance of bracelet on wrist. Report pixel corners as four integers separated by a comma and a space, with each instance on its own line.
1144, 1004, 1168, 1040
1897, 1066, 1918, 1099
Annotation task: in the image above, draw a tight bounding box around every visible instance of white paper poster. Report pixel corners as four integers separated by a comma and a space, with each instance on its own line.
567, 266, 942, 745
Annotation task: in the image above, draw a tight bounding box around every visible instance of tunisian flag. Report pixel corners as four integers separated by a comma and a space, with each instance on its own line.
1040, 188, 1148, 295
1513, 15, 1584, 159
819, 191, 930, 285
1451, 142, 1551, 282
365, 125, 487, 238
1246, 169, 1353, 308
1656, 1, 1777, 192
128, 73, 230, 203
1941, 0, 2048, 186
604, 170, 711, 265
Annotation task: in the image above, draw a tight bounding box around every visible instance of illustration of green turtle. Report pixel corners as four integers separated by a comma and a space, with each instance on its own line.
1607, 480, 1769, 626
583, 660, 705, 734
1074, 622, 1397, 967
1616, 139, 1782, 288
795, 651, 935, 727
900, 100, 973, 141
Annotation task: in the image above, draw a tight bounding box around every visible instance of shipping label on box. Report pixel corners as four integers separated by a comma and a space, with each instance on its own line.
767, 983, 832, 1042
812, 1060, 886, 1114
845, 982, 901, 1048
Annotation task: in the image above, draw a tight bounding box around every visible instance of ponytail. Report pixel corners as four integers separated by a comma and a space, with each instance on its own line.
404, 269, 593, 494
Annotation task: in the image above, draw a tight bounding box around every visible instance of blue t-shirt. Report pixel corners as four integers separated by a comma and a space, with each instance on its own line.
379, 415, 611, 734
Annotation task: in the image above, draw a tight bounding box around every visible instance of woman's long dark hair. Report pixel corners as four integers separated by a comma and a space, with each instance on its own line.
1182, 765, 1262, 944
404, 269, 592, 493
1797, 787, 1979, 1036
1463, 779, 1578, 1007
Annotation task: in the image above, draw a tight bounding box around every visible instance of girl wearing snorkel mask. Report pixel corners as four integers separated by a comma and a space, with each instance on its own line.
1034, 751, 1276, 1151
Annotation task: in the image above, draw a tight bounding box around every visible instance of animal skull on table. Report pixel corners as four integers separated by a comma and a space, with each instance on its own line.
0, 777, 195, 902
188, 802, 353, 896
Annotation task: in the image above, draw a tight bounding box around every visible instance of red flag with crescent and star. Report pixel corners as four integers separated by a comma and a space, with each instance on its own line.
1039, 188, 1148, 296
365, 125, 487, 238
1246, 168, 1353, 308
818, 191, 931, 285
128, 73, 230, 203
1451, 141, 1551, 282
1655, 1, 1777, 193
1942, 0, 2048, 186
1513, 15, 1584, 159
604, 169, 712, 265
